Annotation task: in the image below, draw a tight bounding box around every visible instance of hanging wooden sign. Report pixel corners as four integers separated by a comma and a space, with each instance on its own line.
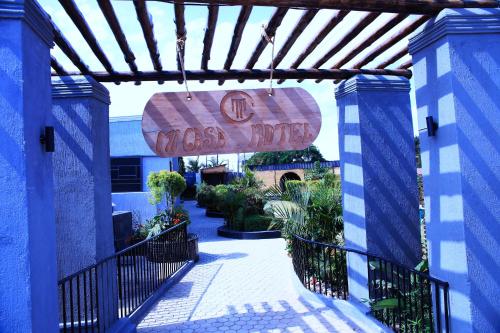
142, 88, 321, 157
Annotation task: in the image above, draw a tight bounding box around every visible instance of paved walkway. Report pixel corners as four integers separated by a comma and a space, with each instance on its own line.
137, 201, 389, 333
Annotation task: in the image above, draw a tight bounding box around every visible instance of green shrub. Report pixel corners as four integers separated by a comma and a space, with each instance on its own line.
265, 177, 343, 248
243, 214, 273, 232
304, 161, 328, 181
196, 183, 216, 208
147, 171, 186, 210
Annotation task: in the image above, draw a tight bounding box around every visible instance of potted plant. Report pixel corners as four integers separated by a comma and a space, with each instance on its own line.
145, 171, 192, 262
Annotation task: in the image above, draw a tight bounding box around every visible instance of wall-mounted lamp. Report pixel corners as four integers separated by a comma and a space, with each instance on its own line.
426, 116, 438, 137
40, 126, 55, 152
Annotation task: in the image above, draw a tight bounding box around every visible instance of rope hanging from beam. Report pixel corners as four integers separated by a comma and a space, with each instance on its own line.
176, 37, 191, 100
261, 24, 275, 96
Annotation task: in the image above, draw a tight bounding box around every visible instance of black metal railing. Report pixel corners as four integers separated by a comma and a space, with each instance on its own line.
58, 222, 189, 332
291, 235, 450, 333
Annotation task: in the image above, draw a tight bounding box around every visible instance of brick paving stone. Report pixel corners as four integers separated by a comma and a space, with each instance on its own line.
137, 201, 389, 333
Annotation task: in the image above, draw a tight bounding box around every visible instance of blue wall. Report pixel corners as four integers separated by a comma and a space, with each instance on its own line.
409, 9, 500, 332
0, 1, 58, 332
336, 75, 421, 268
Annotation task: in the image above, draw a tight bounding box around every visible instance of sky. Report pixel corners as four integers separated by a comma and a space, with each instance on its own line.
40, 0, 421, 170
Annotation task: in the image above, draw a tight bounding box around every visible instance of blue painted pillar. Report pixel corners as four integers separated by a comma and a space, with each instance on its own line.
52, 76, 118, 330
52, 76, 114, 278
0, 1, 58, 332
409, 9, 500, 332
335, 75, 421, 305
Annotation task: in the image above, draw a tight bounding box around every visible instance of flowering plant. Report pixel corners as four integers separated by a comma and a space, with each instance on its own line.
133, 206, 190, 239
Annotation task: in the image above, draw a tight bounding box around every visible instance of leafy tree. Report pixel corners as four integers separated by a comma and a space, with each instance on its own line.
187, 157, 204, 172
304, 161, 329, 181
207, 156, 224, 167
246, 145, 325, 166
178, 157, 186, 176
147, 171, 186, 212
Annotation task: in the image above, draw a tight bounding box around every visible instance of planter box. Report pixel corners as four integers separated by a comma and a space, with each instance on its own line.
188, 233, 199, 262
146, 240, 187, 263
146, 232, 199, 263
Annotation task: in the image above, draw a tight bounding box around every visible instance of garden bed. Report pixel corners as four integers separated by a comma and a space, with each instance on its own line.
217, 226, 281, 240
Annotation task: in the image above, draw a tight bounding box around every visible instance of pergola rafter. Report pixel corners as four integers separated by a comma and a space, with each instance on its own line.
277, 9, 349, 84
161, 0, 498, 14
268, 9, 318, 69
200, 4, 219, 82
376, 46, 409, 69
60, 68, 412, 82
47, 0, 498, 85
58, 0, 115, 74
52, 22, 91, 75
174, 3, 187, 73
51, 55, 68, 76
98, 0, 139, 73
133, 0, 163, 72
239, 7, 288, 82
332, 15, 431, 83
218, 5, 252, 85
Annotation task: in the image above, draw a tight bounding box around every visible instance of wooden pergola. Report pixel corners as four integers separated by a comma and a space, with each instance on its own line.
48, 0, 498, 84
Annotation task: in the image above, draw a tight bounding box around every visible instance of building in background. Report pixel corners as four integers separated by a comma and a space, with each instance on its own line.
109, 116, 174, 224
248, 161, 340, 190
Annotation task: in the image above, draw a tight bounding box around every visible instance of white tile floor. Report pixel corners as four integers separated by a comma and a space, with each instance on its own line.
137, 201, 389, 333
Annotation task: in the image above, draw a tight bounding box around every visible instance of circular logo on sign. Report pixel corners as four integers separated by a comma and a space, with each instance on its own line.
220, 91, 255, 123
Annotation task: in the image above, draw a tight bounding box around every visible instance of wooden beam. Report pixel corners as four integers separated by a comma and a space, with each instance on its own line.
242, 7, 288, 75
165, 0, 499, 14
50, 55, 68, 76
56, 68, 412, 82
52, 22, 91, 75
133, 0, 162, 71
399, 60, 412, 69
218, 5, 252, 85
58, 0, 115, 74
295, 11, 380, 83
312, 12, 380, 69
174, 3, 187, 72
332, 15, 429, 84
314, 13, 407, 83
268, 9, 318, 69
200, 4, 219, 82
331, 14, 407, 70
97, 0, 138, 73
352, 15, 430, 69
376, 46, 408, 69
277, 9, 348, 84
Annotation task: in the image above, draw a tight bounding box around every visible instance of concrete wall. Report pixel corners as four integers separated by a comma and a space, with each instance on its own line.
254, 168, 339, 189
52, 76, 115, 279
0, 1, 59, 332
409, 9, 500, 332
112, 192, 158, 226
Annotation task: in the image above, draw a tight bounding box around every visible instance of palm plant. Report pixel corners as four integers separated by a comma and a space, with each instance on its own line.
265, 182, 311, 240
187, 157, 204, 172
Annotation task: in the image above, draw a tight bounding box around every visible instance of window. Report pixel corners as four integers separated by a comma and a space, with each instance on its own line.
111, 157, 142, 192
